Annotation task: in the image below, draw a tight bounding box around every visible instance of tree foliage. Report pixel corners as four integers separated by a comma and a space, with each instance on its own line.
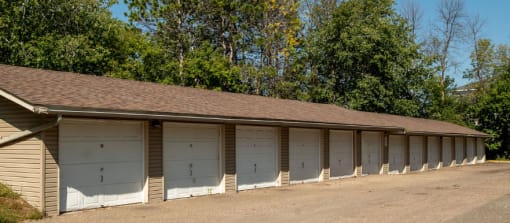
0, 0, 150, 76
307, 0, 426, 116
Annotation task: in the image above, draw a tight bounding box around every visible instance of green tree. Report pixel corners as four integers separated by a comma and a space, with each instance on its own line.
463, 39, 494, 93
125, 0, 305, 96
472, 69, 510, 159
0, 0, 146, 76
307, 0, 426, 116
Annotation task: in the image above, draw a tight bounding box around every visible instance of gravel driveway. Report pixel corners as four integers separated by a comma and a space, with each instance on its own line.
33, 163, 510, 223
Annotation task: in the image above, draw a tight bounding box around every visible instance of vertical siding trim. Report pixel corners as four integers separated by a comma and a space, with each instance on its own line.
382, 132, 389, 174
322, 129, 330, 181
438, 136, 443, 168
224, 124, 236, 192
452, 137, 457, 165
40, 132, 45, 214
42, 126, 59, 216
143, 122, 149, 203
280, 127, 289, 186
404, 135, 410, 173
354, 131, 362, 176
423, 136, 428, 170
148, 123, 163, 202
463, 137, 468, 165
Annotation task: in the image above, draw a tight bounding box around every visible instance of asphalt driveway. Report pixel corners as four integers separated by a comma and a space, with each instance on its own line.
33, 163, 510, 223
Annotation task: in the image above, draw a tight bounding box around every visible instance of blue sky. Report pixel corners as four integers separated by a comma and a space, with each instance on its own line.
110, 0, 510, 86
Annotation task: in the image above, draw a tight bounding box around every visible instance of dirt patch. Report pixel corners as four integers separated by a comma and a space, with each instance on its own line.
34, 163, 510, 223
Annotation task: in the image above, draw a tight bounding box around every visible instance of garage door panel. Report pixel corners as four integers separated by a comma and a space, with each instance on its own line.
455, 138, 464, 165
477, 140, 485, 163
330, 131, 354, 178
60, 144, 102, 164
290, 128, 320, 183
389, 135, 405, 174
61, 163, 103, 187
428, 137, 440, 169
60, 120, 144, 212
442, 138, 452, 167
103, 182, 142, 206
61, 122, 141, 139
238, 164, 255, 175
236, 126, 278, 190
164, 123, 221, 199
166, 180, 192, 199
466, 138, 475, 164
164, 143, 194, 161
62, 185, 102, 211
164, 127, 195, 141
80, 186, 102, 208
164, 160, 191, 178
103, 162, 143, 184
189, 177, 221, 196
410, 136, 423, 171
192, 160, 219, 177
192, 143, 219, 159
101, 141, 143, 159
362, 132, 382, 175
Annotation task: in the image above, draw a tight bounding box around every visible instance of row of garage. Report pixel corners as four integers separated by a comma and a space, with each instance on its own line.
0, 65, 490, 216
58, 119, 486, 212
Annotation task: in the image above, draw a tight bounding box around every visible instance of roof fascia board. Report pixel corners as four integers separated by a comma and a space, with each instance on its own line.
406, 131, 489, 138
44, 107, 405, 133
0, 89, 42, 113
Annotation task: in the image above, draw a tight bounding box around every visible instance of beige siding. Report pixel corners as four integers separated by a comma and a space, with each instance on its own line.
42, 126, 59, 216
279, 127, 289, 186
224, 124, 236, 192
423, 136, 428, 171
321, 129, 330, 181
0, 97, 44, 211
438, 136, 443, 168
404, 135, 410, 173
354, 131, 362, 176
463, 137, 468, 165
148, 125, 163, 201
382, 132, 389, 174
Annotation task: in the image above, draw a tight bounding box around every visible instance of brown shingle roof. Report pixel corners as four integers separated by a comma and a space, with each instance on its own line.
0, 64, 486, 137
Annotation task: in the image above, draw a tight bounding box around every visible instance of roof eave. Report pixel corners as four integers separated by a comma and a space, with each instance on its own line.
0, 88, 43, 113
405, 131, 489, 138
42, 106, 405, 133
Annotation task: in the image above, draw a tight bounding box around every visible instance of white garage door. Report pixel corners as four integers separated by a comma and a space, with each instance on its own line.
236, 126, 278, 190
362, 132, 382, 175
289, 128, 321, 184
163, 123, 221, 200
388, 135, 405, 174
329, 130, 354, 178
409, 136, 423, 171
466, 138, 476, 164
427, 136, 440, 169
455, 137, 464, 165
442, 137, 452, 167
476, 138, 485, 163
60, 119, 144, 212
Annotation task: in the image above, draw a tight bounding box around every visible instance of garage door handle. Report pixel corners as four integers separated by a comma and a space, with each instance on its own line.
254, 163, 257, 173
302, 162, 304, 168
100, 175, 103, 183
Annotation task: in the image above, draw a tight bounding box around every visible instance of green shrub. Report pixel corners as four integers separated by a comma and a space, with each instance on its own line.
0, 185, 19, 199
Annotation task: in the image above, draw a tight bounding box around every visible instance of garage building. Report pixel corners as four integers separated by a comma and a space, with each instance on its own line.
0, 65, 488, 216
